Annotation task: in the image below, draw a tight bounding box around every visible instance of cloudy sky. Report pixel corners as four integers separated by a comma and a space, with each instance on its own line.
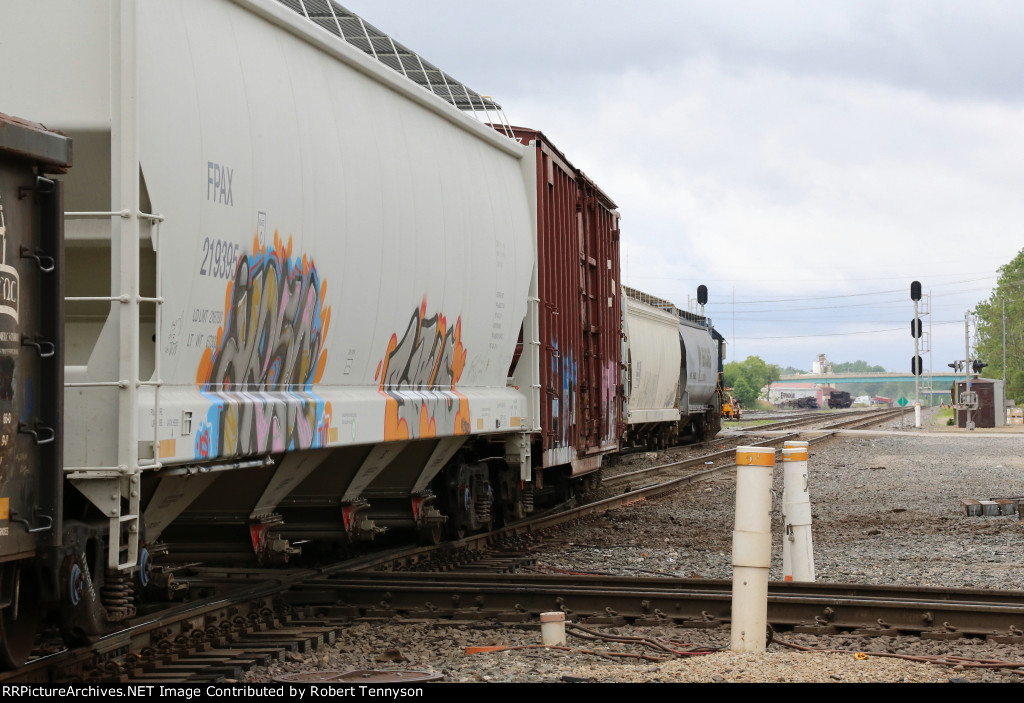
344, 1, 1024, 374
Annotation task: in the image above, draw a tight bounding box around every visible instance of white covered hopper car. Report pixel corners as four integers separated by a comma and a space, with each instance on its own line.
1, 0, 541, 650
0, 0, 726, 663
622, 286, 723, 448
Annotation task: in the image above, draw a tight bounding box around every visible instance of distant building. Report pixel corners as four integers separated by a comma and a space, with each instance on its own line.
767, 382, 826, 407
811, 353, 833, 375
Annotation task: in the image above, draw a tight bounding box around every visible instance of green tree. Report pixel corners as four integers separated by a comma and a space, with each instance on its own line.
974, 248, 1024, 403
724, 356, 781, 407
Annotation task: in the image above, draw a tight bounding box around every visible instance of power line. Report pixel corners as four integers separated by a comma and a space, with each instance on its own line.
714, 290, 992, 314
733, 320, 961, 340
707, 285, 993, 314
722, 318, 964, 324
704, 277, 993, 305
627, 268, 1009, 284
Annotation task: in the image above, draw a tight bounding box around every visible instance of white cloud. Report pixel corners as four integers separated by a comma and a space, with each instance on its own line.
343, 0, 1024, 370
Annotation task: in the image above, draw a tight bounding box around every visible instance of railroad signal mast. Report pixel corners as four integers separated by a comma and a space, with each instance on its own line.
910, 281, 925, 428
691, 284, 708, 317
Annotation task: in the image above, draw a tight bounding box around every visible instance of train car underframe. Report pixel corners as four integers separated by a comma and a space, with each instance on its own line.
624, 421, 679, 450
44, 421, 612, 649
127, 430, 536, 564
624, 402, 722, 451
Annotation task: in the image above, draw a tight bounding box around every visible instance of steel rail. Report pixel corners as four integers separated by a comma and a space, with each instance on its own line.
603, 408, 901, 490
0, 408, 907, 681
290, 571, 1024, 639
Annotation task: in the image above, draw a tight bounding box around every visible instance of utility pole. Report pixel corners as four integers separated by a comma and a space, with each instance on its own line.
964, 311, 974, 431
928, 290, 934, 407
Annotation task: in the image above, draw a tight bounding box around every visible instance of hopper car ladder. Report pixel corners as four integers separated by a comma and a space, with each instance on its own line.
62, 208, 164, 572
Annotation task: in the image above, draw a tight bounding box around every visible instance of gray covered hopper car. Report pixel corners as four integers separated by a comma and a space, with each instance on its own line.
622, 286, 723, 448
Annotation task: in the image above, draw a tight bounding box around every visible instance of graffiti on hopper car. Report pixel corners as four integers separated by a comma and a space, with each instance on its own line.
376, 298, 470, 440
194, 231, 333, 458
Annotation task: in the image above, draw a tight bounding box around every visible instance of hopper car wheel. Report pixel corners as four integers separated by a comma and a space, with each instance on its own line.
418, 521, 444, 546
0, 563, 40, 669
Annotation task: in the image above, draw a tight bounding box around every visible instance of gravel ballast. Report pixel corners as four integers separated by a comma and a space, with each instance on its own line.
244, 411, 1024, 684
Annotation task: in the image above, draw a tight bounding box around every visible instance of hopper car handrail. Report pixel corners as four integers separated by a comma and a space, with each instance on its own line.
65, 210, 165, 222
159, 456, 275, 477
62, 209, 164, 570
64, 381, 129, 388
63, 209, 165, 425
64, 295, 163, 302
64, 210, 132, 218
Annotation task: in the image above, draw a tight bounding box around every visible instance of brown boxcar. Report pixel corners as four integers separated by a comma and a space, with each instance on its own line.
511, 127, 623, 477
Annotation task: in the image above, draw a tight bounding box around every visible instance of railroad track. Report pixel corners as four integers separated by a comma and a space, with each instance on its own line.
614, 408, 883, 461
724, 406, 908, 433
723, 408, 872, 432
287, 571, 1024, 642
0, 407, 916, 682
601, 407, 903, 492
19, 565, 1024, 683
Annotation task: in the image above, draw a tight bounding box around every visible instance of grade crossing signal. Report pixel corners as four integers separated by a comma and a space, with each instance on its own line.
947, 360, 987, 374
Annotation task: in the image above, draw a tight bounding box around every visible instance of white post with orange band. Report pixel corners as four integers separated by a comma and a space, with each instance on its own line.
782, 441, 815, 582
730, 445, 776, 653
540, 611, 567, 646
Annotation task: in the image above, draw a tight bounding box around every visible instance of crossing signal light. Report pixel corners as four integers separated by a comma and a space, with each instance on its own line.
911, 319, 922, 338
972, 360, 987, 374
910, 281, 922, 301
911, 355, 923, 375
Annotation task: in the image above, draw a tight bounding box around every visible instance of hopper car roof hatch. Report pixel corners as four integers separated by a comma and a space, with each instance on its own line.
276, 0, 511, 128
